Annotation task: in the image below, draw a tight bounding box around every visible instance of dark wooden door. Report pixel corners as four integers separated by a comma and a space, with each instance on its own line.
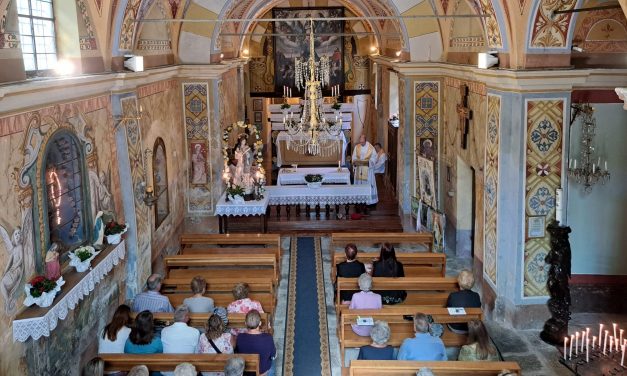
387, 123, 398, 194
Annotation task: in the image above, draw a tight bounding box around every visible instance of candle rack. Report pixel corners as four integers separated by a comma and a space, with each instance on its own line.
560, 347, 627, 375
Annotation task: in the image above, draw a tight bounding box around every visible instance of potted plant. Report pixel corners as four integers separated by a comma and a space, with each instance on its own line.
305, 174, 323, 188
23, 275, 65, 308
226, 184, 245, 203
331, 102, 342, 111
105, 220, 127, 245
68, 245, 99, 273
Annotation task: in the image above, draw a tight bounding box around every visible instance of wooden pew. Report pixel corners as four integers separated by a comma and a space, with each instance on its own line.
164, 254, 279, 284
130, 312, 272, 333
100, 353, 260, 375
161, 277, 275, 296
348, 360, 521, 376
339, 307, 483, 366
181, 233, 280, 250
331, 252, 446, 281
335, 277, 459, 306
164, 292, 276, 317
331, 232, 434, 253
182, 247, 281, 272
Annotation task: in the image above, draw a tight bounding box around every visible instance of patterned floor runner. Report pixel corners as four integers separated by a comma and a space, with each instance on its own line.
282, 237, 331, 376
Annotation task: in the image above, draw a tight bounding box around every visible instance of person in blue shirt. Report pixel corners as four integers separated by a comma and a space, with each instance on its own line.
124, 310, 163, 354
397, 313, 447, 361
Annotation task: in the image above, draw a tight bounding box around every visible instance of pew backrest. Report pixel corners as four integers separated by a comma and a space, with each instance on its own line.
331, 232, 434, 252
335, 277, 459, 306
181, 233, 280, 249
129, 312, 272, 332
163, 254, 278, 283
348, 360, 521, 376
100, 353, 260, 374
331, 252, 446, 280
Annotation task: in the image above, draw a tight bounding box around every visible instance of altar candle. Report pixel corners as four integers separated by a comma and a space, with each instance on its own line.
605, 160, 608, 170
604, 330, 609, 354
598, 156, 601, 166
620, 329, 624, 345
614, 323, 618, 339
610, 336, 614, 353
593, 336, 597, 349
582, 330, 586, 352
576, 332, 579, 355
586, 338, 590, 362
570, 334, 574, 359
574, 159, 577, 169
586, 328, 590, 343
290, 87, 292, 97
600, 324, 604, 342
564, 337, 568, 360
621, 344, 626, 367
338, 160, 341, 169
569, 158, 572, 169
555, 188, 563, 223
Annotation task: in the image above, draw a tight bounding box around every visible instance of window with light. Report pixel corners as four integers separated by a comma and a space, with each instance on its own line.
17, 0, 57, 72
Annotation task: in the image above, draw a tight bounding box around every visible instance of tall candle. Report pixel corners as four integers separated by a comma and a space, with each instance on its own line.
564, 337, 568, 360
610, 336, 614, 353
586, 338, 590, 362
569, 158, 572, 169
604, 330, 609, 354
338, 160, 341, 169
570, 334, 574, 359
614, 323, 618, 339
574, 159, 577, 169
600, 324, 604, 342
622, 344, 625, 366
576, 332, 580, 355
593, 336, 597, 349
586, 328, 590, 344
581, 330, 586, 352
598, 156, 601, 166
620, 329, 624, 345
605, 160, 608, 170
290, 87, 292, 97
555, 188, 563, 223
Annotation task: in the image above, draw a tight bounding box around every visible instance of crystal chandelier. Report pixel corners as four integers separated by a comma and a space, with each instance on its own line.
282, 19, 343, 156
567, 104, 610, 193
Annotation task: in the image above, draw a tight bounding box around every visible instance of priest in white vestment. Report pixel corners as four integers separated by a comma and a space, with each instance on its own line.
352, 134, 378, 205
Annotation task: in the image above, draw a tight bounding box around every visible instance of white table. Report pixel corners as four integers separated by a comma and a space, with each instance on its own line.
265, 185, 371, 218
277, 167, 351, 185
215, 193, 270, 233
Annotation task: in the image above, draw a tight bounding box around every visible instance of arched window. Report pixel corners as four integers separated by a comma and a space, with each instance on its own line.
17, 0, 57, 72
153, 138, 170, 228
43, 131, 90, 251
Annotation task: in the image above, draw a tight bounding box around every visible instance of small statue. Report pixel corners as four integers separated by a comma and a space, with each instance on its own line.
92, 211, 105, 249
45, 243, 61, 281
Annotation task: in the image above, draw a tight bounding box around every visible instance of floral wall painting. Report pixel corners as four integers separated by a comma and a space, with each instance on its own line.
190, 141, 208, 186
417, 155, 437, 209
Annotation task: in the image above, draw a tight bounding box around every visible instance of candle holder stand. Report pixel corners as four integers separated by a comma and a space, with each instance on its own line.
540, 220, 572, 345
560, 348, 627, 375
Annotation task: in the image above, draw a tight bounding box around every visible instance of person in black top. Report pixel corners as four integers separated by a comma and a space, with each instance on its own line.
372, 243, 406, 304
336, 243, 366, 303
357, 320, 395, 360
446, 269, 481, 333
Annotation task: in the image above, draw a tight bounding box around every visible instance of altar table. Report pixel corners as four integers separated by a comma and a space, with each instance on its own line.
277, 167, 351, 185
214, 193, 269, 233
265, 185, 371, 218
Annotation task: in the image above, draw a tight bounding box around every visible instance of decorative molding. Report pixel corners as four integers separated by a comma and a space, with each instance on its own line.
616, 87, 627, 110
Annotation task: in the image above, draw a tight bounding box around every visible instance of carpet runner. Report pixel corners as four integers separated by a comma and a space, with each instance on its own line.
282, 237, 331, 376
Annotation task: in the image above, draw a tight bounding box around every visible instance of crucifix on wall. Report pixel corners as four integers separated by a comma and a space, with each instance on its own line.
457, 84, 473, 149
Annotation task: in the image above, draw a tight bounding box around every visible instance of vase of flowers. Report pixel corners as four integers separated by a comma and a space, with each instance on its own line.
105, 220, 127, 245
24, 275, 65, 308
68, 245, 99, 273
305, 174, 323, 188
226, 184, 245, 203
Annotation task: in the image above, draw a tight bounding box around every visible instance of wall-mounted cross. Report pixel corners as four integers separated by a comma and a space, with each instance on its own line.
456, 84, 473, 149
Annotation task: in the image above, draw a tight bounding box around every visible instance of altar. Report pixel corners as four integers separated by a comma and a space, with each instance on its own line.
275, 131, 347, 167
277, 167, 351, 185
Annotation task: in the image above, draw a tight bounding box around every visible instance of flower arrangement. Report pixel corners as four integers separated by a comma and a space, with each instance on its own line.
226, 184, 245, 197
74, 246, 95, 262
280, 103, 291, 110
305, 174, 323, 183
69, 245, 99, 272
24, 275, 65, 308
331, 102, 342, 111
105, 220, 127, 245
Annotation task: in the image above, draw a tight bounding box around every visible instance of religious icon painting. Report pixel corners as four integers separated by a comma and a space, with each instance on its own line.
431, 210, 446, 252
189, 140, 208, 186
420, 138, 435, 160
253, 99, 263, 112
411, 196, 420, 219
254, 111, 263, 123
417, 156, 436, 208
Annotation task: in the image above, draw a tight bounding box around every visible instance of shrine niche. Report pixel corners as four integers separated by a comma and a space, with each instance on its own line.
221, 121, 265, 198
153, 137, 169, 228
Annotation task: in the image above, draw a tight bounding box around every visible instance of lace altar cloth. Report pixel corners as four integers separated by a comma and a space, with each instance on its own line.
265, 185, 371, 206
214, 193, 270, 216
13, 241, 125, 342
278, 167, 351, 186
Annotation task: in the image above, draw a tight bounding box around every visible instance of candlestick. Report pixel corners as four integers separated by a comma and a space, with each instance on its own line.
620, 329, 624, 345
564, 337, 568, 361
610, 336, 614, 353
586, 338, 590, 362
570, 334, 574, 359
622, 343, 625, 367
614, 323, 618, 339
581, 330, 586, 352
576, 332, 579, 355
593, 336, 597, 349
600, 324, 604, 343
604, 330, 609, 354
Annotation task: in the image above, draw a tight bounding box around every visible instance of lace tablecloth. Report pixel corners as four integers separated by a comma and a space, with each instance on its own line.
277, 167, 351, 185
13, 241, 125, 342
214, 193, 269, 216
265, 185, 371, 206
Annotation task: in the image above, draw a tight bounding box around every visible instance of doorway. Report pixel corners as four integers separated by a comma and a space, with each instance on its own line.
455, 157, 476, 258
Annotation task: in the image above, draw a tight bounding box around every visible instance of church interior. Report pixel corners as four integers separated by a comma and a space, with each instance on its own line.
1, 0, 627, 374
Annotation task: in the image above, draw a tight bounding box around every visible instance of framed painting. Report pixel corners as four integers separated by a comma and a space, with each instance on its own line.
189, 140, 208, 186
527, 216, 546, 238
254, 111, 263, 123
417, 156, 436, 208
273, 7, 344, 93
253, 98, 263, 112
411, 196, 420, 219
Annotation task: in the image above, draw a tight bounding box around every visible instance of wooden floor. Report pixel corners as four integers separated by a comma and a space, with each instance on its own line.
227, 176, 403, 234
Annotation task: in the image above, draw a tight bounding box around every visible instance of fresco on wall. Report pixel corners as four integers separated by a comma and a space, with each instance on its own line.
524, 99, 564, 297
529, 0, 577, 48
183, 83, 212, 212
414, 81, 439, 199
572, 8, 627, 53
484, 94, 501, 286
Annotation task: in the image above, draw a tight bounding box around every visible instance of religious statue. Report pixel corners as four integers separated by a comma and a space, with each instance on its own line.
191, 143, 207, 185
233, 135, 253, 192
45, 243, 62, 281
351, 134, 378, 205
0, 226, 24, 313
92, 211, 105, 249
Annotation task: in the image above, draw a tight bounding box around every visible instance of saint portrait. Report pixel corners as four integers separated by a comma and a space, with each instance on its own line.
417, 156, 436, 208
190, 141, 208, 185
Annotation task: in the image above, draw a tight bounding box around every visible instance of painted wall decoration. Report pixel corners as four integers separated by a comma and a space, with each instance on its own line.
483, 93, 501, 286
529, 0, 577, 48
273, 7, 344, 91
183, 83, 212, 212
572, 8, 627, 53
524, 99, 564, 297
119, 0, 142, 50
414, 81, 439, 198
477, 0, 503, 49
344, 37, 370, 91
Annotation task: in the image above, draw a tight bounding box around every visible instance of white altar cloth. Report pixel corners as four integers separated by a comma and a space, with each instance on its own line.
275, 131, 347, 167
265, 185, 371, 206
214, 193, 269, 217
277, 167, 351, 185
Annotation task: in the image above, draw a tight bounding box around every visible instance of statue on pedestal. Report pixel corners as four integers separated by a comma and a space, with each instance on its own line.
233, 134, 253, 193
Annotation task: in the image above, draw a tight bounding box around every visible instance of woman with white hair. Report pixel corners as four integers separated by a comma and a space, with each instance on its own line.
349, 273, 383, 336
446, 269, 481, 333
357, 320, 394, 360
174, 363, 197, 376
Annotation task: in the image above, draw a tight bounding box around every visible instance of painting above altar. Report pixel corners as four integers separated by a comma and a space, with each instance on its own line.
275, 131, 346, 167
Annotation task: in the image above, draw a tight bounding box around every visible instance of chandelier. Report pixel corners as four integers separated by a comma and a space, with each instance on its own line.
567, 104, 610, 192
282, 19, 343, 156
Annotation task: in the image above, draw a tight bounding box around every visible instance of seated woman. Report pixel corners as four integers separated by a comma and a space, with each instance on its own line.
357, 320, 394, 360
350, 273, 382, 336
99, 304, 132, 354
83, 357, 104, 376
124, 310, 163, 354
372, 243, 406, 304
336, 243, 366, 303
227, 282, 264, 314
458, 320, 499, 361
446, 269, 481, 333
183, 276, 214, 313
235, 310, 276, 376
197, 313, 235, 376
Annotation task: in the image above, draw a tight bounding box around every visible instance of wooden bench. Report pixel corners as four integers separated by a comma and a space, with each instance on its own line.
331, 252, 446, 280
347, 360, 521, 376
161, 277, 275, 296
331, 232, 434, 253
336, 277, 458, 306
339, 307, 483, 365
182, 247, 281, 272
181, 233, 280, 250
130, 312, 272, 332
164, 292, 276, 317
100, 353, 260, 374
164, 254, 279, 284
